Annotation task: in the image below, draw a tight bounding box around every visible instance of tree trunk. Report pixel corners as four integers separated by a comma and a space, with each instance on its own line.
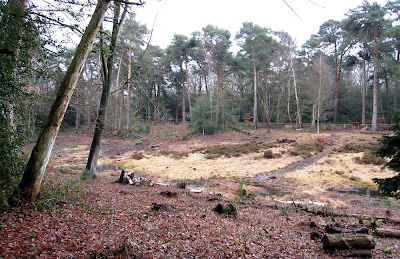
216, 65, 223, 130
385, 72, 390, 120
180, 63, 186, 124
372, 28, 378, 131
290, 52, 300, 128
394, 50, 399, 113
19, 0, 111, 202
126, 48, 131, 132
3, 0, 28, 130
85, 2, 127, 178
262, 66, 269, 124
322, 234, 375, 250
184, 52, 192, 121
114, 49, 123, 131
362, 46, 367, 125
251, 44, 258, 129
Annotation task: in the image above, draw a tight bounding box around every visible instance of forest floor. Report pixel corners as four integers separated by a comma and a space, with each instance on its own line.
1, 124, 400, 258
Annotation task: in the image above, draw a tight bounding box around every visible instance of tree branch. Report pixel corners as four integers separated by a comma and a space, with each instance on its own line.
282, 0, 303, 20
30, 12, 84, 35
113, 0, 144, 6
0, 49, 14, 55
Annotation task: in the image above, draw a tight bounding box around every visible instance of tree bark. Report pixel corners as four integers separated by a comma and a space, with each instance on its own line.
85, 2, 127, 177
19, 0, 111, 202
252, 45, 258, 129
181, 63, 186, 124
114, 49, 123, 131
184, 52, 192, 121
322, 234, 375, 250
126, 47, 131, 132
372, 27, 378, 131
262, 66, 269, 124
394, 50, 399, 113
362, 45, 367, 126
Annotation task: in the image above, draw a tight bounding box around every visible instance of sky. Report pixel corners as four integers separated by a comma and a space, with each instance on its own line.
134, 0, 389, 49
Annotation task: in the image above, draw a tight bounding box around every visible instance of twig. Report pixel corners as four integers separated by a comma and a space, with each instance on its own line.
282, 0, 303, 20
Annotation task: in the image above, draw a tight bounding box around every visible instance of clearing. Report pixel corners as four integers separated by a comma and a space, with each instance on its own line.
1, 124, 400, 258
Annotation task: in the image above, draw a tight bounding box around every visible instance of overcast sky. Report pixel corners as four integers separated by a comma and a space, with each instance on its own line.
134, 0, 389, 49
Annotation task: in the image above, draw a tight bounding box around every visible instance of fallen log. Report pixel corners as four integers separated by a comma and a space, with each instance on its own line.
375, 228, 400, 238
322, 234, 375, 250
326, 224, 369, 234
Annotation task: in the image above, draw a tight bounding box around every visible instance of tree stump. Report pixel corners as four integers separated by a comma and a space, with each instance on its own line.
322, 234, 375, 250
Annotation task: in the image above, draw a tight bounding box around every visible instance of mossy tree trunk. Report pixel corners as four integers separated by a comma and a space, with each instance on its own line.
19, 0, 112, 202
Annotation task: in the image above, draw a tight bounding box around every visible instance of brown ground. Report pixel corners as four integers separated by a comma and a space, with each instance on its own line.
1, 124, 400, 258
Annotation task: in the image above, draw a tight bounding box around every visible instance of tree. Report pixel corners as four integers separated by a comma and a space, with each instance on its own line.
374, 111, 400, 198
202, 25, 231, 130
344, 1, 390, 130
167, 34, 196, 124
85, 2, 128, 178
317, 19, 353, 123
18, 0, 112, 202
0, 0, 37, 206
236, 22, 273, 128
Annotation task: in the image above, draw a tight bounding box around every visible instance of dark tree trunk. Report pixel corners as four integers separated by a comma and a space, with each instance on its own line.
85, 2, 127, 177
19, 0, 111, 202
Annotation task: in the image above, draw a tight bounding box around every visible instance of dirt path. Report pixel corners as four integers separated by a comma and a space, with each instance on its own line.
255, 134, 346, 181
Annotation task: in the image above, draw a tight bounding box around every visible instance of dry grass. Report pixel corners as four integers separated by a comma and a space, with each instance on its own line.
46, 127, 399, 207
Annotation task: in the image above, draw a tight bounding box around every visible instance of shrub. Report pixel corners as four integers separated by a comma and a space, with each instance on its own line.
190, 95, 237, 135
355, 151, 386, 165
374, 111, 400, 198
235, 180, 251, 200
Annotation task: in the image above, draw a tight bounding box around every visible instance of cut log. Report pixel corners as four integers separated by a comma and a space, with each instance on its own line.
118, 169, 134, 184
326, 224, 369, 234
375, 228, 400, 238
322, 234, 375, 250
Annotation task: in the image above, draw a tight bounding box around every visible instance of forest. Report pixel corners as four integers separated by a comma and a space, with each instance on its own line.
1, 0, 400, 258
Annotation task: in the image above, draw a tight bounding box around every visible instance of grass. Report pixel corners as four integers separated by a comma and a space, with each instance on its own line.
131, 152, 145, 160
263, 150, 282, 159
196, 142, 276, 159
335, 143, 377, 153
158, 151, 189, 159
115, 162, 137, 169
289, 143, 323, 158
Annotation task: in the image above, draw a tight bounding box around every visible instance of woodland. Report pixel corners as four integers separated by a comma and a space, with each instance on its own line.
1, 0, 400, 258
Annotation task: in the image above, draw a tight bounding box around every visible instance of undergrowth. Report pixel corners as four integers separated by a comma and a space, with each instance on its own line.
290, 143, 323, 158
34, 176, 89, 210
